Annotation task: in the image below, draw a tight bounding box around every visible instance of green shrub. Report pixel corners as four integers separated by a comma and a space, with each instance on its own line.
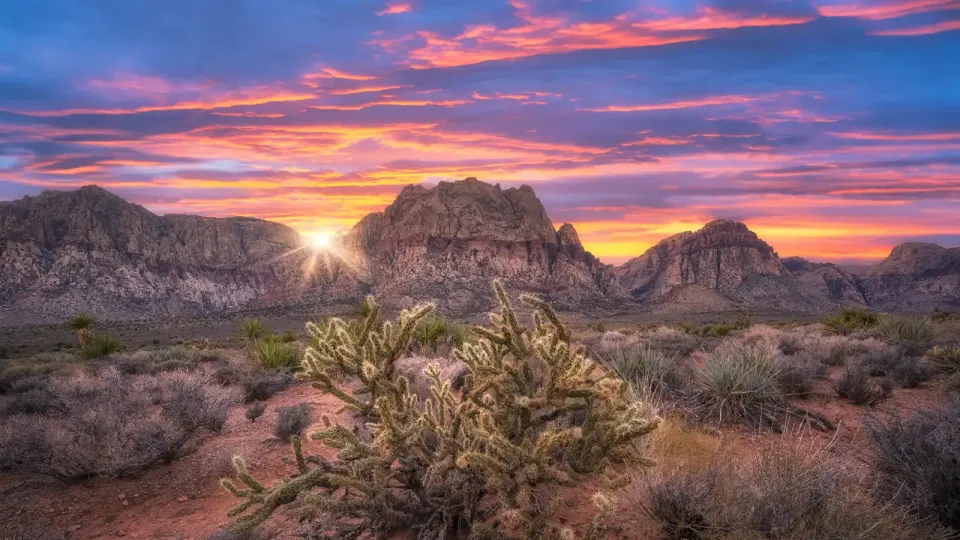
245, 401, 266, 423
879, 315, 934, 356
413, 314, 449, 352
240, 318, 267, 343
732, 314, 752, 330
589, 320, 606, 332
821, 308, 880, 335
81, 334, 122, 360
66, 311, 94, 345
254, 340, 299, 370
220, 282, 660, 538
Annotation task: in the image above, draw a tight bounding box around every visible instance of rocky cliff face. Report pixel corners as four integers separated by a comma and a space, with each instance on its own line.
856, 243, 960, 311
781, 257, 867, 306
617, 220, 786, 298
0, 186, 324, 323
343, 178, 624, 313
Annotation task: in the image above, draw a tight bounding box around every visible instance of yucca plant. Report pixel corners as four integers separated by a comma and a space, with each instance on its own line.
607, 343, 678, 395
255, 339, 299, 370
879, 315, 934, 356
81, 334, 122, 360
413, 314, 449, 353
928, 345, 960, 375
821, 308, 880, 335
67, 312, 94, 346
691, 341, 831, 430
240, 317, 267, 344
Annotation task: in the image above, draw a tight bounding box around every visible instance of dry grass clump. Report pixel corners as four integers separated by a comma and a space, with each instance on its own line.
869, 400, 960, 531
0, 368, 238, 479
928, 344, 960, 375
630, 437, 951, 540
605, 343, 682, 396
879, 315, 935, 356
254, 339, 300, 369
641, 326, 701, 358
689, 340, 831, 431
81, 333, 123, 359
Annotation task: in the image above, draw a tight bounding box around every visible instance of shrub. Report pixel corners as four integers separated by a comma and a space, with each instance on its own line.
240, 370, 293, 403
892, 357, 933, 388
821, 308, 880, 335
635, 439, 948, 540
273, 403, 311, 441
932, 308, 953, 323
834, 366, 889, 406
690, 341, 830, 430
589, 320, 606, 332
81, 334, 122, 359
606, 343, 680, 395
254, 340, 299, 370
880, 315, 934, 356
928, 345, 960, 375
869, 401, 960, 530
644, 326, 701, 358
0, 385, 62, 416
732, 314, 752, 330
160, 373, 238, 432
947, 373, 960, 395
220, 282, 660, 537
245, 401, 266, 423
776, 359, 819, 399
240, 318, 267, 343
114, 345, 207, 374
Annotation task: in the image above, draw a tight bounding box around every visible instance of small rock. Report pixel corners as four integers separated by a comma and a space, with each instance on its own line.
176, 496, 188, 502
68, 525, 82, 532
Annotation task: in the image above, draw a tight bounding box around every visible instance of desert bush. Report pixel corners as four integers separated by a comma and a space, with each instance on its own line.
240, 370, 293, 403
589, 320, 606, 332
113, 344, 210, 374
834, 366, 889, 405
775, 357, 821, 399
732, 314, 751, 330
598, 330, 636, 353
240, 317, 267, 343
0, 368, 233, 479
869, 400, 960, 530
220, 282, 660, 538
644, 326, 701, 358
880, 315, 934, 356
932, 308, 953, 323
246, 401, 266, 423
634, 439, 949, 540
820, 308, 880, 335
254, 339, 299, 370
606, 343, 680, 395
690, 341, 830, 430
947, 373, 960, 395
273, 403, 311, 441
81, 333, 122, 359
928, 345, 960, 375
0, 352, 78, 393
0, 384, 62, 416
160, 373, 238, 432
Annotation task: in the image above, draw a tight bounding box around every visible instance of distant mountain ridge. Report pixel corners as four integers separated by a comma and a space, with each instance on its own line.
1, 180, 958, 323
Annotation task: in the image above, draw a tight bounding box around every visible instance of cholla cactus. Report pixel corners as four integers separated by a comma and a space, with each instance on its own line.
221, 281, 660, 538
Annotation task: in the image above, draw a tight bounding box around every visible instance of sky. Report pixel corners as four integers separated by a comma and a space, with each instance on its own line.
0, 0, 958, 265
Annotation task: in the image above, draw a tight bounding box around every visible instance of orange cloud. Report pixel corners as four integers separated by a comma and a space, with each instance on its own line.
329, 85, 408, 95
311, 98, 472, 111
816, 0, 959, 20
829, 131, 960, 141
871, 19, 960, 35
377, 2, 412, 16
634, 7, 814, 31
581, 95, 759, 112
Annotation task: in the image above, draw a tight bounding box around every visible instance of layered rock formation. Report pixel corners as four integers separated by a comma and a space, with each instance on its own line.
856, 243, 960, 311
615, 220, 834, 311
781, 257, 867, 306
342, 178, 624, 312
0, 186, 328, 323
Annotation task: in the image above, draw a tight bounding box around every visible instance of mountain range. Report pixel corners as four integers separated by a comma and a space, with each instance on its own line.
1, 178, 958, 324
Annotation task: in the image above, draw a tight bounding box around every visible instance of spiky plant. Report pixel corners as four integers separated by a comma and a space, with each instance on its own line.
928, 345, 960, 375
220, 281, 660, 538
240, 318, 267, 344
821, 308, 880, 335
414, 314, 450, 353
67, 312, 94, 346
81, 334, 122, 360
255, 340, 299, 370
879, 315, 934, 356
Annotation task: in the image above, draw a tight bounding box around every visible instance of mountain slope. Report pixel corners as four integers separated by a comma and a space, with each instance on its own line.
856, 243, 960, 311
343, 178, 625, 312
0, 186, 321, 323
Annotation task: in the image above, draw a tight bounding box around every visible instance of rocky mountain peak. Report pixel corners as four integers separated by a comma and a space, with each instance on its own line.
557, 223, 582, 246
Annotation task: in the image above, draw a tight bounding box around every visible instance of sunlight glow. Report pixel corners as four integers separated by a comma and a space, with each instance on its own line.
306, 231, 334, 250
